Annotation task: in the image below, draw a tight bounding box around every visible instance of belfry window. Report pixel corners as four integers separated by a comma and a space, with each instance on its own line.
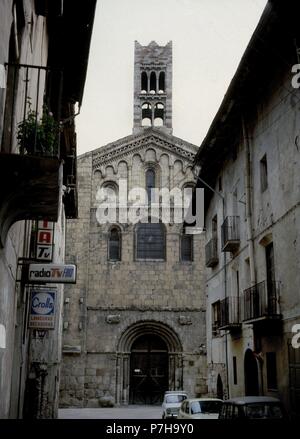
159, 72, 165, 92
142, 102, 152, 126
136, 222, 165, 260
154, 103, 164, 126
108, 227, 121, 261
150, 72, 156, 93
141, 71, 148, 93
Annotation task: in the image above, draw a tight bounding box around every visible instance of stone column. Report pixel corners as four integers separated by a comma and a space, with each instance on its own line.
169, 354, 176, 389
169, 165, 174, 189
122, 354, 130, 405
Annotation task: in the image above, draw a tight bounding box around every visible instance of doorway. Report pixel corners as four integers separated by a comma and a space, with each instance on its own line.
217, 374, 224, 400
130, 334, 168, 404
244, 349, 259, 396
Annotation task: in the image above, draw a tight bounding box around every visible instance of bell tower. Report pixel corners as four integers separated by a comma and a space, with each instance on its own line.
133, 41, 172, 135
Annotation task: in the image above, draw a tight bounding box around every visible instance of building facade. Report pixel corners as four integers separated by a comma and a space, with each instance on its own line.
0, 0, 96, 418
60, 41, 207, 408
194, 0, 300, 417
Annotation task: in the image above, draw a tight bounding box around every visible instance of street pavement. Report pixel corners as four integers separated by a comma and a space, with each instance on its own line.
58, 405, 163, 419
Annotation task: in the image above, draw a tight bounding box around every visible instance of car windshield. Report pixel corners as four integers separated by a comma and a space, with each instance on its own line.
191, 401, 222, 414
166, 395, 186, 403
245, 403, 284, 419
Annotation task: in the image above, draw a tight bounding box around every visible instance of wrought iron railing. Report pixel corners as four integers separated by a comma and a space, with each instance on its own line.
221, 216, 240, 252
243, 280, 281, 321
205, 237, 219, 267
220, 296, 240, 329
2, 63, 62, 157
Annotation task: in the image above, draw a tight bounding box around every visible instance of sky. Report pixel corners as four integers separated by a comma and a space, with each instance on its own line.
76, 0, 267, 155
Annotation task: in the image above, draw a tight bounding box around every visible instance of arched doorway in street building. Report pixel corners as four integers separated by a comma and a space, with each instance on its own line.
217, 374, 224, 400
130, 334, 168, 404
244, 349, 259, 396
116, 321, 183, 405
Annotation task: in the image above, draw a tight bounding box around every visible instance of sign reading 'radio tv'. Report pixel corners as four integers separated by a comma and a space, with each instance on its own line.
28, 264, 76, 284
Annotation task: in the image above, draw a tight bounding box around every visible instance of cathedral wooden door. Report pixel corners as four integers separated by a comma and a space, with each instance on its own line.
130, 334, 168, 404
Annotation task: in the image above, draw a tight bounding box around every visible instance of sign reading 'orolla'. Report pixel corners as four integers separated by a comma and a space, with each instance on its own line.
28, 264, 76, 284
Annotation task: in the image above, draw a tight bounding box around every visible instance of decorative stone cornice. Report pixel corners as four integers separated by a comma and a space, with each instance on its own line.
92, 129, 198, 170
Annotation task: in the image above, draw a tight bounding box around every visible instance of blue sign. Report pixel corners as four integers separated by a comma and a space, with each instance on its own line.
29, 289, 56, 329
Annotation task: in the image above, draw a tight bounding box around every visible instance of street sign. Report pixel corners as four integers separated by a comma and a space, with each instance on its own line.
28, 264, 76, 284
28, 288, 57, 329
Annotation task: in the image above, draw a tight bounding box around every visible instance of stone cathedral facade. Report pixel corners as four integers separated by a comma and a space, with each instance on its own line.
60, 41, 207, 407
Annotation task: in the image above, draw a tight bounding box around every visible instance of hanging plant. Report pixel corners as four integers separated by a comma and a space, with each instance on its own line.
17, 100, 59, 156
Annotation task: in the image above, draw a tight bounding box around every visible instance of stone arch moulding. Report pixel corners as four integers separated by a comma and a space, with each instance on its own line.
181, 181, 196, 190
115, 320, 183, 405
101, 222, 126, 234
117, 320, 182, 352
101, 180, 119, 192
104, 164, 117, 177
159, 153, 169, 165
144, 148, 157, 163
93, 169, 102, 178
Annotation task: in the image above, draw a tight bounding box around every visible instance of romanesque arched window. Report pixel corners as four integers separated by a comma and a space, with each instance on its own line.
142, 102, 152, 126
146, 168, 155, 204
159, 71, 165, 92
141, 71, 148, 93
154, 103, 164, 126
108, 227, 121, 261
150, 71, 156, 93
135, 221, 165, 260
102, 181, 118, 204
180, 233, 193, 262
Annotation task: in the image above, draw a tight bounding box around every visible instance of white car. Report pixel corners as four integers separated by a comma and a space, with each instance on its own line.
161, 391, 188, 418
178, 398, 223, 419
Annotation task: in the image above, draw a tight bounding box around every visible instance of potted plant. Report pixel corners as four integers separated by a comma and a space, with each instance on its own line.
17, 100, 59, 156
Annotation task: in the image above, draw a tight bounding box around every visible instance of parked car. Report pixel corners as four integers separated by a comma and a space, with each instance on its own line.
178, 398, 223, 419
161, 391, 188, 418
219, 396, 288, 420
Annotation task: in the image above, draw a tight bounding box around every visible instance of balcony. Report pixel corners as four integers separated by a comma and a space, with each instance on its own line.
219, 297, 241, 330
205, 237, 219, 267
0, 63, 63, 247
243, 281, 281, 323
221, 216, 240, 252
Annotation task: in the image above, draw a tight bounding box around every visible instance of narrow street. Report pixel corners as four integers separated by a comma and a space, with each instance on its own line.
59, 405, 162, 419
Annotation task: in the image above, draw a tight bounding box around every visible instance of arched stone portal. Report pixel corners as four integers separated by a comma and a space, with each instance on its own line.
116, 321, 183, 405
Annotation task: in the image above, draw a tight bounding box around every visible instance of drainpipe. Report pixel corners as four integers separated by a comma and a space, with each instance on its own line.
192, 173, 229, 399
242, 117, 256, 285
242, 117, 263, 393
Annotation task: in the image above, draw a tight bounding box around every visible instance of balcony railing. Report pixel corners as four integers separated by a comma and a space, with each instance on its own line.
2, 63, 62, 157
0, 63, 64, 246
205, 237, 219, 267
212, 322, 221, 337
221, 216, 240, 252
220, 296, 241, 330
243, 280, 281, 322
